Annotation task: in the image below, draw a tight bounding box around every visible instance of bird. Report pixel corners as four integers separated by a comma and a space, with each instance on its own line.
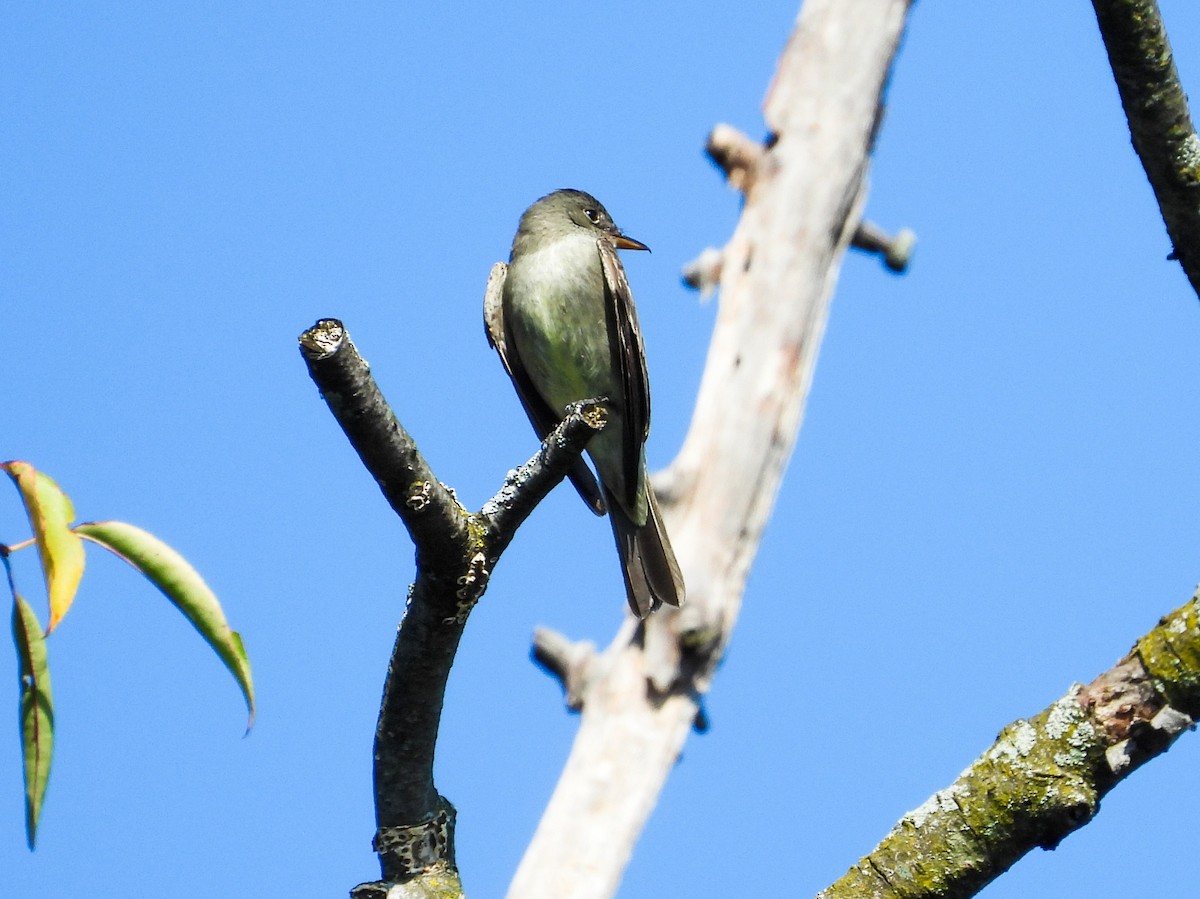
484, 189, 684, 617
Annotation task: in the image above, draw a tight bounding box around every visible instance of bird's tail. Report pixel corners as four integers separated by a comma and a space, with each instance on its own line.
607, 485, 685, 618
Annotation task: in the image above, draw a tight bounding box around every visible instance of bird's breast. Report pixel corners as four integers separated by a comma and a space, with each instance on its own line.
504, 238, 617, 415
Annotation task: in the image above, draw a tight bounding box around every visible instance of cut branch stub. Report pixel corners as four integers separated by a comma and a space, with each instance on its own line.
531, 626, 598, 711
851, 220, 916, 273
706, 123, 766, 195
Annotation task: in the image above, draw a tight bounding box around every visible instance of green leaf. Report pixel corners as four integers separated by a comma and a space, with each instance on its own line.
2, 462, 86, 631
73, 521, 255, 729
11, 593, 53, 849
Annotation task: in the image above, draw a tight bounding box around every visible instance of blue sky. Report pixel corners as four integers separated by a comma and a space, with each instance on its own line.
5, 3, 1200, 897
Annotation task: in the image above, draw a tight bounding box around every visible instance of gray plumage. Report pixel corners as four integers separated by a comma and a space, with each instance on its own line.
484, 189, 684, 617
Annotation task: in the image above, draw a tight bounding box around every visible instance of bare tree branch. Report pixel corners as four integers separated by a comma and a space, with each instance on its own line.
300, 319, 606, 896
851, 220, 917, 273
299, 319, 466, 559
1092, 0, 1200, 299
506, 2, 914, 897
818, 590, 1200, 899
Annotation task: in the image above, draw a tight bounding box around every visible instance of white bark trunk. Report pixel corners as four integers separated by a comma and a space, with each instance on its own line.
507, 2, 912, 896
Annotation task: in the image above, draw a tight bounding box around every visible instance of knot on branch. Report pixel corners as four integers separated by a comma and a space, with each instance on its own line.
406, 481, 433, 512
374, 802, 457, 882
444, 551, 492, 625
1032, 776, 1098, 850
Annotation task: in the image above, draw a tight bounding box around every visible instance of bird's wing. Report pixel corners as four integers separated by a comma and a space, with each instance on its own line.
483, 261, 606, 516
598, 240, 650, 512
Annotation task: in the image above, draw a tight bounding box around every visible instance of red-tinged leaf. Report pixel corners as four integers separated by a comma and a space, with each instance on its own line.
12, 593, 53, 850
2, 462, 85, 632
73, 521, 255, 729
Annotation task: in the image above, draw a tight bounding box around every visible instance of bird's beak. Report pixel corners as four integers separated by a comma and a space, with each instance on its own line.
612, 232, 651, 252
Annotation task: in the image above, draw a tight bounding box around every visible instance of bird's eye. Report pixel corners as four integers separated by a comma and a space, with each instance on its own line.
583, 208, 599, 223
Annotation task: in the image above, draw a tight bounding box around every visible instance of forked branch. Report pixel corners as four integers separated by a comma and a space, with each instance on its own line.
300, 318, 605, 896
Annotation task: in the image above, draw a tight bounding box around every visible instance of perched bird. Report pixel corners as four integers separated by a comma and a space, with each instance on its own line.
484, 189, 684, 617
